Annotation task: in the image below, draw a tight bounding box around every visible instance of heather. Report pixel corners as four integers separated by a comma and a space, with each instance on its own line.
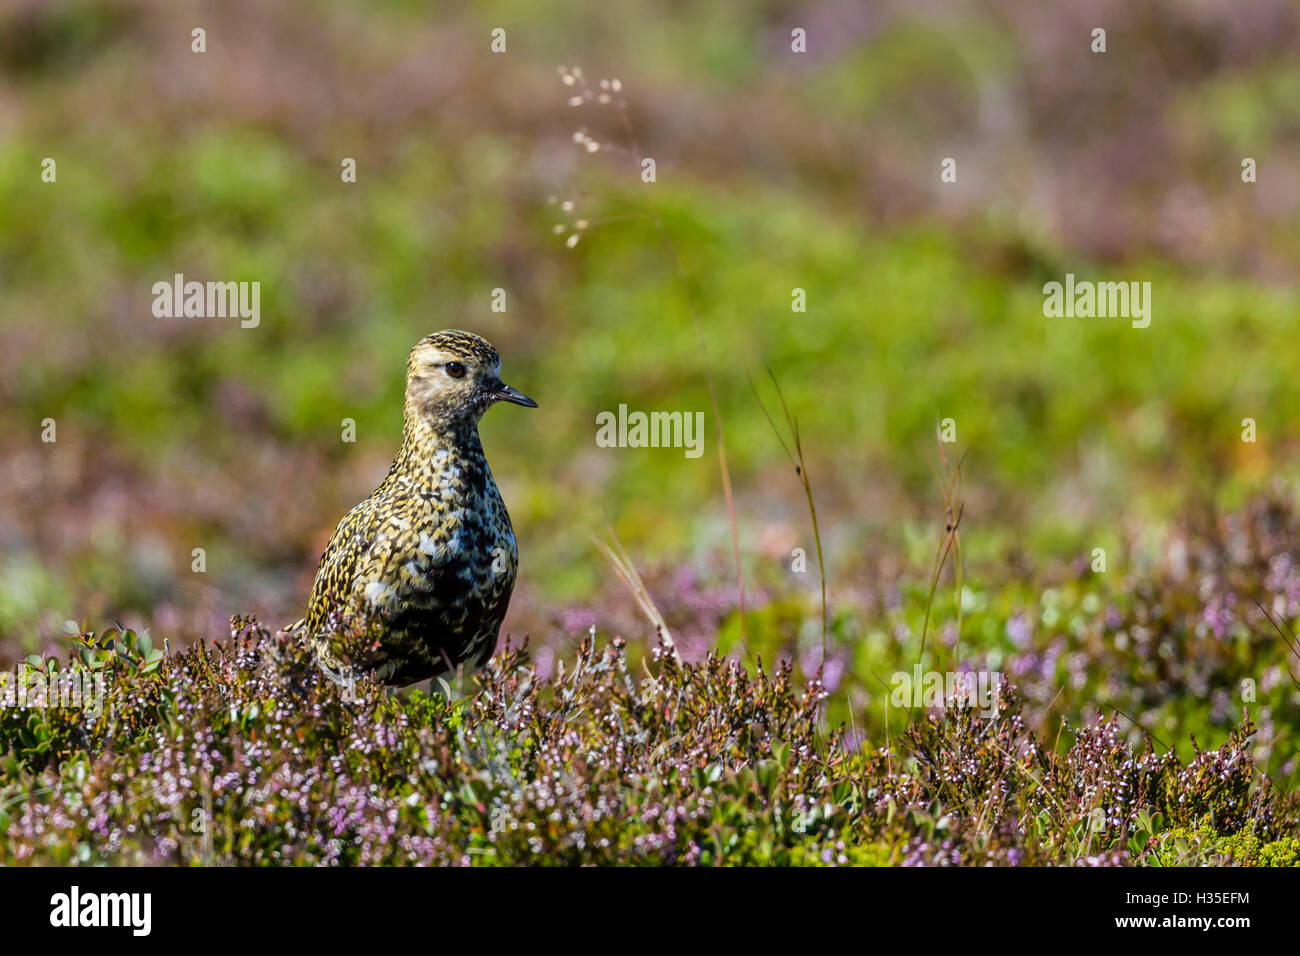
3, 495, 1299, 866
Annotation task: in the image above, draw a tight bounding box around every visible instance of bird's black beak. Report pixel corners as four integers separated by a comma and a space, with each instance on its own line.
488, 380, 538, 408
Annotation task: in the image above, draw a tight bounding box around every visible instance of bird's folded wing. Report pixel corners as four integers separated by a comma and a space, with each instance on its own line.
307, 500, 385, 627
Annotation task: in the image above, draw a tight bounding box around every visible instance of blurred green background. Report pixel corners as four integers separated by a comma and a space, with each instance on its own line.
1, 0, 1298, 754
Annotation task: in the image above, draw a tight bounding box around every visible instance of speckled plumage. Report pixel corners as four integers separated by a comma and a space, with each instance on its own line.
293, 330, 536, 686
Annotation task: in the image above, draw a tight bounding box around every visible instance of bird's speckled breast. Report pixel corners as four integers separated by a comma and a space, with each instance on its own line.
304, 422, 519, 684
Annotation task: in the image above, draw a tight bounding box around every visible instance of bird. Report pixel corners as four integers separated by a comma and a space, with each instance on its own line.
286, 330, 536, 687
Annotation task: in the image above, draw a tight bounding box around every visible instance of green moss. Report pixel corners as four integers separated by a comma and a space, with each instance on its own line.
1145, 819, 1300, 867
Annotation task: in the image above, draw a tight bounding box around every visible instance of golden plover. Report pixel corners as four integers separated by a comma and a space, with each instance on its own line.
290, 330, 536, 686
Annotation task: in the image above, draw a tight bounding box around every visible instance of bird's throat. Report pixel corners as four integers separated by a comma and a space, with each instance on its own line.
386, 415, 486, 490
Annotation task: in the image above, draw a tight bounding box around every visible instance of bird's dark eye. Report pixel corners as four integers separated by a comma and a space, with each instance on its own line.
445, 361, 466, 379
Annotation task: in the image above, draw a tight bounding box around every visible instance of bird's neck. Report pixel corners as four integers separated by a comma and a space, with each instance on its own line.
384, 413, 486, 486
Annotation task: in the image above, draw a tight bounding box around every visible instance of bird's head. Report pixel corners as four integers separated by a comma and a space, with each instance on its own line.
404, 330, 537, 430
